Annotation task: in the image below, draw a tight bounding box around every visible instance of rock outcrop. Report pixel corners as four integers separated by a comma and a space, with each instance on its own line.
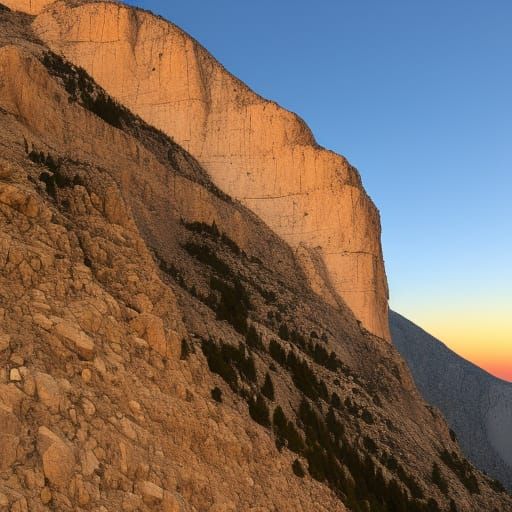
1, 0, 53, 14
391, 311, 512, 491
28, 0, 390, 340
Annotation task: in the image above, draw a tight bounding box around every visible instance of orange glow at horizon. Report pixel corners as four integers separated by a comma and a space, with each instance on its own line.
397, 305, 512, 383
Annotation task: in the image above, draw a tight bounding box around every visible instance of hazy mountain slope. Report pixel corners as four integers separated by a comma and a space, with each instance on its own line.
390, 310, 512, 491
0, 5, 511, 512
29, 0, 390, 341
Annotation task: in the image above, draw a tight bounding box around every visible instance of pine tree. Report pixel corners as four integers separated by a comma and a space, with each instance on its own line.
432, 462, 448, 495
261, 372, 275, 401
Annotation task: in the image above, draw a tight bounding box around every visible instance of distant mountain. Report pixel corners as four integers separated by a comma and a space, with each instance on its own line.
391, 310, 512, 491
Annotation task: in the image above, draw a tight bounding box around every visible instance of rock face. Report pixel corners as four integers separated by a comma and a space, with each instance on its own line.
29, 0, 390, 341
1, 5, 511, 512
1, 0, 53, 14
391, 310, 512, 491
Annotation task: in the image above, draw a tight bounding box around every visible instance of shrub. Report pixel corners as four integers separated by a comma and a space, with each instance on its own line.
363, 436, 377, 454
248, 394, 270, 428
273, 406, 304, 455
278, 323, 290, 341
201, 338, 238, 391
361, 409, 374, 425
426, 498, 441, 512
183, 242, 231, 277
269, 339, 287, 366
290, 329, 306, 349
331, 392, 342, 409
287, 352, 329, 402
489, 478, 506, 493
261, 373, 275, 401
440, 450, 480, 494
220, 342, 257, 383
246, 324, 264, 350
211, 387, 222, 403
273, 406, 287, 430
210, 276, 251, 334
292, 459, 305, 478
431, 462, 448, 494
180, 339, 192, 360
181, 219, 220, 238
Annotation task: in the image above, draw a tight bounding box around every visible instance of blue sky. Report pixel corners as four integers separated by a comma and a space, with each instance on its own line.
126, 0, 512, 379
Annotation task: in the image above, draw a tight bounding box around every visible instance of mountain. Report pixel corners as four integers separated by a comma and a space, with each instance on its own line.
390, 310, 512, 492
28, 0, 390, 341
0, 2, 510, 511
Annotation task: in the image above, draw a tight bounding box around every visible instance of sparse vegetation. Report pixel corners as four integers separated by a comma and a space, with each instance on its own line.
261, 372, 275, 401
440, 450, 480, 494
29, 149, 81, 200
183, 242, 231, 277
210, 276, 251, 334
246, 324, 264, 351
211, 387, 222, 403
180, 339, 192, 360
42, 51, 129, 129
248, 394, 270, 428
432, 462, 449, 494
292, 459, 305, 478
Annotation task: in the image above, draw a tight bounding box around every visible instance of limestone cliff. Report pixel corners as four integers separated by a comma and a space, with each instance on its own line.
27, 0, 390, 340
1, 0, 52, 14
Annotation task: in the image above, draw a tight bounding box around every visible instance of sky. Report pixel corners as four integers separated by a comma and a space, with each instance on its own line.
126, 0, 512, 382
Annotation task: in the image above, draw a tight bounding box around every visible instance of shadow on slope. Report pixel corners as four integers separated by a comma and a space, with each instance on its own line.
391, 310, 512, 491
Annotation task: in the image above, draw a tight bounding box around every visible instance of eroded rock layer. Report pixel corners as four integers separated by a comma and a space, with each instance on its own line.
29, 0, 390, 340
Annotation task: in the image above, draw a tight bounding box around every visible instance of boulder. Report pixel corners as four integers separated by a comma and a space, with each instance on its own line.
0, 332, 10, 351
34, 371, 62, 413
37, 426, 75, 490
54, 320, 95, 360
136, 480, 164, 505
130, 313, 167, 356
0, 403, 20, 471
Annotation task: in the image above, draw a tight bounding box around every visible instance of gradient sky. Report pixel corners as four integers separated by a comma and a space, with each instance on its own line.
125, 0, 512, 382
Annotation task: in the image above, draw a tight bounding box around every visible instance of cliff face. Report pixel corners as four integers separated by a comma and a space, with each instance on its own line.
27, 0, 390, 341
1, 0, 53, 14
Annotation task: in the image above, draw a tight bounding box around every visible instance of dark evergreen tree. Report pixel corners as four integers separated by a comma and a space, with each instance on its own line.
261, 372, 275, 401
292, 459, 305, 478
211, 387, 222, 403
278, 322, 290, 341
248, 394, 270, 428
431, 462, 448, 494
180, 338, 191, 360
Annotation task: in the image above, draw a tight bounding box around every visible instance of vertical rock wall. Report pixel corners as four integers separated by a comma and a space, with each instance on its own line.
30, 0, 390, 340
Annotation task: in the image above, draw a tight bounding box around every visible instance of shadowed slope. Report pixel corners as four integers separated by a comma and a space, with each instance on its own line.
391, 310, 512, 491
